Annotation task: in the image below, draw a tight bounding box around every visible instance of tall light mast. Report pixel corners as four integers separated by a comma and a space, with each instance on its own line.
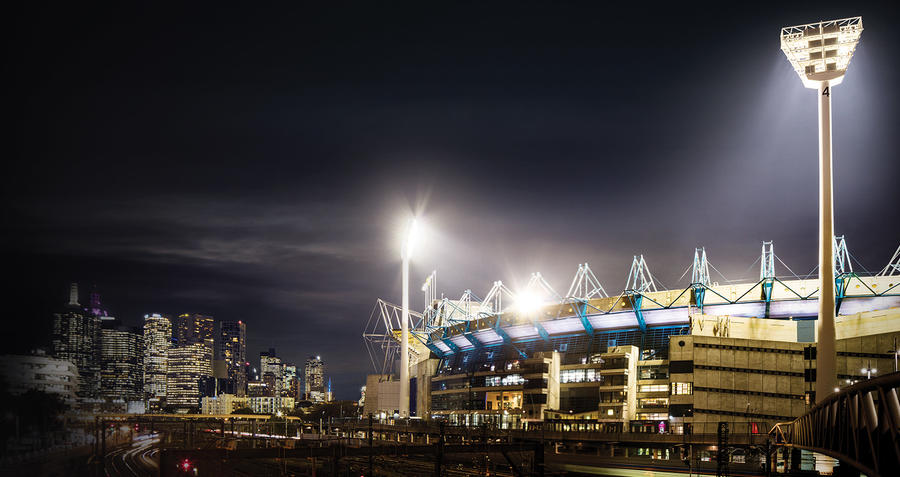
399, 218, 419, 418
780, 17, 862, 403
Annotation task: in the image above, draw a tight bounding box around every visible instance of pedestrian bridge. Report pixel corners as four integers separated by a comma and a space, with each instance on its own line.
769, 372, 900, 477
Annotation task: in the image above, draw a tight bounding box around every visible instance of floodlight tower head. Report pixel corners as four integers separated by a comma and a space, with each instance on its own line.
780, 17, 862, 89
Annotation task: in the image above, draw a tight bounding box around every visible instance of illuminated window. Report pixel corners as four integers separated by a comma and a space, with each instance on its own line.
486, 374, 525, 386
637, 413, 668, 420
639, 397, 669, 408
671, 382, 693, 395
560, 368, 604, 384
639, 384, 668, 393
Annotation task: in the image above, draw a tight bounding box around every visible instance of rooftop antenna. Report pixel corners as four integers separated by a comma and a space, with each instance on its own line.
691, 248, 712, 315
481, 280, 517, 315
691, 248, 711, 286
878, 243, 900, 277
445, 289, 481, 322
68, 282, 80, 307
626, 255, 657, 293
833, 235, 852, 275
523, 272, 563, 302
421, 270, 437, 323
565, 263, 608, 300
760, 241, 776, 280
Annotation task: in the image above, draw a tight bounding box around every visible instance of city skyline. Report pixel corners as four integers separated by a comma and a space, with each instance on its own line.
3, 2, 900, 475
43, 283, 333, 405
6, 2, 900, 402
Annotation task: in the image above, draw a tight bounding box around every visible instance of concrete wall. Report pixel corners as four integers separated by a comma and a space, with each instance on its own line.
414, 358, 439, 418
362, 374, 393, 416
691, 314, 799, 342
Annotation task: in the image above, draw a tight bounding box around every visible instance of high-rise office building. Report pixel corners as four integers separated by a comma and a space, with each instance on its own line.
218, 320, 247, 396
260, 348, 282, 395
247, 380, 270, 397
167, 343, 212, 412
282, 363, 298, 398
304, 355, 325, 402
173, 313, 214, 361
143, 313, 172, 403
87, 289, 108, 319
100, 319, 143, 402
51, 283, 101, 399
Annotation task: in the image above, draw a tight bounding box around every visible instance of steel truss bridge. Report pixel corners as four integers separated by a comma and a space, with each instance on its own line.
365, 239, 900, 370
770, 372, 900, 477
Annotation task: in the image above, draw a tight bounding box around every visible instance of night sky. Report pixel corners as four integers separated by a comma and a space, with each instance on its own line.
6, 2, 899, 399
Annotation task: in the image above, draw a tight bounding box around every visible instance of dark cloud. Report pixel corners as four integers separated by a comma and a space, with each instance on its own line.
5, 1, 899, 398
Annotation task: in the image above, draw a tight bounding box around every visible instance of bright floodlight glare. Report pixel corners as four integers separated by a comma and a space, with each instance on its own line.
780, 17, 862, 89
516, 291, 542, 314
401, 218, 419, 260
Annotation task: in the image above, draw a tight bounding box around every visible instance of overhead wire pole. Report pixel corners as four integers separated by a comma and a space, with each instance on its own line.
780, 16, 862, 403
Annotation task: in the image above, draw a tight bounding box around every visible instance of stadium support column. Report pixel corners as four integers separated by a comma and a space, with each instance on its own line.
815, 80, 837, 404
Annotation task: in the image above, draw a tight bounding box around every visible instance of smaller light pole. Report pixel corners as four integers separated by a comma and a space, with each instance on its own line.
399, 218, 420, 418
276, 410, 286, 436
861, 361, 877, 379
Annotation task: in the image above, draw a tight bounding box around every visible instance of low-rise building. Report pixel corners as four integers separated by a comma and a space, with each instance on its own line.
248, 396, 294, 415
0, 350, 79, 400
201, 393, 248, 415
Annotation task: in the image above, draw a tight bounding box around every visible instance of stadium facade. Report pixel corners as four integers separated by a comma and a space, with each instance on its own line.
364, 241, 900, 435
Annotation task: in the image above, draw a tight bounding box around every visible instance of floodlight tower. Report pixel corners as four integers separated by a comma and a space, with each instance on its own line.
780, 17, 862, 403
399, 218, 419, 418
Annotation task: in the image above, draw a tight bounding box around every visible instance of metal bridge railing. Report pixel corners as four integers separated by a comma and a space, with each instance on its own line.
770, 372, 900, 477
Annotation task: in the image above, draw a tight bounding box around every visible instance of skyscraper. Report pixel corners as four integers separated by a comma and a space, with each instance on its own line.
218, 320, 247, 396
51, 283, 101, 399
100, 319, 143, 402
143, 313, 172, 404
304, 355, 325, 402
173, 313, 214, 369
260, 348, 282, 395
167, 343, 212, 412
282, 363, 298, 398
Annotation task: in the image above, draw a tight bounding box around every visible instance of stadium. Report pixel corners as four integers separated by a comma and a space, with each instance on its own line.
364, 239, 900, 434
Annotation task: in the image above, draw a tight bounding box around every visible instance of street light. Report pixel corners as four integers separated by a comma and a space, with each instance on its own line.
399, 218, 420, 418
276, 410, 287, 436
861, 361, 877, 379
780, 17, 862, 404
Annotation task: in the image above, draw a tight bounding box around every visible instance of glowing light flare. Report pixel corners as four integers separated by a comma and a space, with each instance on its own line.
401, 218, 420, 260
515, 291, 543, 314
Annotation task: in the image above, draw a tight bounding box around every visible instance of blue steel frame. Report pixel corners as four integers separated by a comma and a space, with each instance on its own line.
422, 276, 899, 355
